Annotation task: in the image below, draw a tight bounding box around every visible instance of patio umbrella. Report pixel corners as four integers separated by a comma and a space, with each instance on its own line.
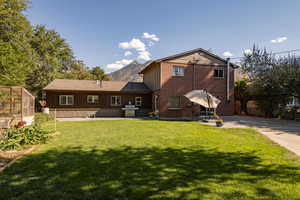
184, 90, 221, 108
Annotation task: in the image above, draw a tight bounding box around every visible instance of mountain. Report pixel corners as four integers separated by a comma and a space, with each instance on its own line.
109, 61, 147, 82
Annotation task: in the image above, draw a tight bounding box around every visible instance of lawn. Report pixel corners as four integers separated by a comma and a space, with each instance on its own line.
0, 120, 300, 200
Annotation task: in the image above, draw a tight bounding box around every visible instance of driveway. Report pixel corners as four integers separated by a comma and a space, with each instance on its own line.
205, 116, 300, 156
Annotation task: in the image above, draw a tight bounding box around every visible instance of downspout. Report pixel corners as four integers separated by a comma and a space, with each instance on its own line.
191, 63, 195, 120
192, 63, 195, 90
226, 58, 230, 102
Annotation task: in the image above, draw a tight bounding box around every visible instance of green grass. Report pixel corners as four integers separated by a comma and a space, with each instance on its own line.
0, 120, 300, 200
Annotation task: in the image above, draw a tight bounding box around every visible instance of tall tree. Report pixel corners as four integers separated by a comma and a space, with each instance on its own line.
26, 25, 74, 95
90, 66, 109, 81
0, 0, 36, 86
63, 60, 93, 80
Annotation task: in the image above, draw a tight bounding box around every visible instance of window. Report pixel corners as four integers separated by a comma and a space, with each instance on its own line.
59, 95, 74, 105
87, 95, 99, 104
173, 66, 185, 76
135, 97, 142, 106
168, 96, 181, 108
213, 69, 224, 78
111, 96, 121, 106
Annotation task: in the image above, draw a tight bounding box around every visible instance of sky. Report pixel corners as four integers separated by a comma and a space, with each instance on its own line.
27, 0, 300, 72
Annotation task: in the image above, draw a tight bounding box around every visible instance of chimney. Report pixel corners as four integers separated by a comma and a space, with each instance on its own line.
96, 80, 102, 87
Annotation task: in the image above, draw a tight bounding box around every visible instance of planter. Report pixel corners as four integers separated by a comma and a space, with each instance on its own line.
43, 107, 50, 114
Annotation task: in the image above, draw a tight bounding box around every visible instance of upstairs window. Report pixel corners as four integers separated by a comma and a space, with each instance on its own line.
87, 95, 99, 104
168, 96, 181, 108
59, 95, 74, 105
213, 69, 224, 78
111, 96, 121, 106
135, 97, 142, 106
173, 66, 185, 76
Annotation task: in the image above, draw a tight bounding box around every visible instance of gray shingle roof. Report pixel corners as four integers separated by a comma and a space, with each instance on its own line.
43, 79, 151, 93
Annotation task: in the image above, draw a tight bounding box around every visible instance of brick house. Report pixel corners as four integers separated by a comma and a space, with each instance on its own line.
43, 48, 237, 119
140, 48, 237, 119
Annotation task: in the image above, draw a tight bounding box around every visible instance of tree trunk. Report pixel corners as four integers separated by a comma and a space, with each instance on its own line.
240, 100, 248, 115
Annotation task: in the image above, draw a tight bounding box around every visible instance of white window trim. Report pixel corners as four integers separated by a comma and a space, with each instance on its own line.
111, 96, 121, 106
135, 97, 142, 106
87, 95, 99, 104
173, 66, 185, 76
213, 69, 224, 78
59, 95, 74, 105
287, 97, 300, 107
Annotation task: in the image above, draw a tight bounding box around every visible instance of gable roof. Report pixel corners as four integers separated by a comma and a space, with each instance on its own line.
140, 48, 238, 74
43, 79, 151, 93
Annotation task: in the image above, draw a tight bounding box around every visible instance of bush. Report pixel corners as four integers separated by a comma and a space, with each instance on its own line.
34, 113, 54, 126
0, 126, 51, 150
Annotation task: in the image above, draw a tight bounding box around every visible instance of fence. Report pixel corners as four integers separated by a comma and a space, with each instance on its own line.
0, 86, 35, 126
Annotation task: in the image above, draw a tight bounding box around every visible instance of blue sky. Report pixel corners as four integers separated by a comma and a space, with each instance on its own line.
27, 0, 300, 72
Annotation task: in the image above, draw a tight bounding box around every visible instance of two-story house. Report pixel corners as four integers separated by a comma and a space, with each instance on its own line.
140, 48, 237, 119
43, 48, 237, 119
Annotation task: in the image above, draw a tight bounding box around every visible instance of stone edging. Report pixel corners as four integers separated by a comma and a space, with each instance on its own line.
0, 146, 36, 173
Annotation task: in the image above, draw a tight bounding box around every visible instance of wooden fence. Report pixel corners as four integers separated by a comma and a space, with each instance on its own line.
0, 86, 35, 127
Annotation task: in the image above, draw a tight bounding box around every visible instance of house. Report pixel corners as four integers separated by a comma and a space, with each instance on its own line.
43, 80, 152, 118
140, 48, 237, 119
43, 48, 237, 119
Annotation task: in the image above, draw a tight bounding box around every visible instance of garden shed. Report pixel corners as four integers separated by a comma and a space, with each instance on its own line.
0, 86, 35, 128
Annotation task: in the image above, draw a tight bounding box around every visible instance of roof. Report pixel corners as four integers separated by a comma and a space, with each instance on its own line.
43, 79, 151, 93
140, 48, 239, 74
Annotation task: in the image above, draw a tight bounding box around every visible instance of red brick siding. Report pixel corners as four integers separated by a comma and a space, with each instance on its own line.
158, 61, 235, 118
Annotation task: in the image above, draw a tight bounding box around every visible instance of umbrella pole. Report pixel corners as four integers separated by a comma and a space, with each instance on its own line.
206, 90, 211, 120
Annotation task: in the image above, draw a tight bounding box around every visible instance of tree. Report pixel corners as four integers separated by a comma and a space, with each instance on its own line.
26, 25, 75, 95
63, 60, 93, 80
241, 45, 300, 117
0, 0, 37, 86
0, 0, 100, 99
90, 66, 109, 81
234, 80, 250, 115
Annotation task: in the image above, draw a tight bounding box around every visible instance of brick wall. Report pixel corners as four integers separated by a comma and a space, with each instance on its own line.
158, 61, 235, 119
49, 108, 151, 118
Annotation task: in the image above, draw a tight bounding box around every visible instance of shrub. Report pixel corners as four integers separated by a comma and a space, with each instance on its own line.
148, 112, 158, 118
0, 126, 51, 150
34, 113, 54, 126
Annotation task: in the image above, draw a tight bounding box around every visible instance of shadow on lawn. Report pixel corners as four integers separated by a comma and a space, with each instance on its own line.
0, 146, 299, 200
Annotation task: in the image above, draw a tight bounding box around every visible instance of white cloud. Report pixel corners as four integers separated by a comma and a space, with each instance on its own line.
243, 49, 252, 55
143, 32, 160, 42
124, 51, 133, 57
119, 38, 146, 52
270, 36, 287, 43
107, 59, 133, 70
223, 51, 233, 57
138, 51, 151, 61
119, 38, 151, 61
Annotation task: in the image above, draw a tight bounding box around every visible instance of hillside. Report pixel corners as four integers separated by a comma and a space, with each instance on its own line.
109, 61, 146, 82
